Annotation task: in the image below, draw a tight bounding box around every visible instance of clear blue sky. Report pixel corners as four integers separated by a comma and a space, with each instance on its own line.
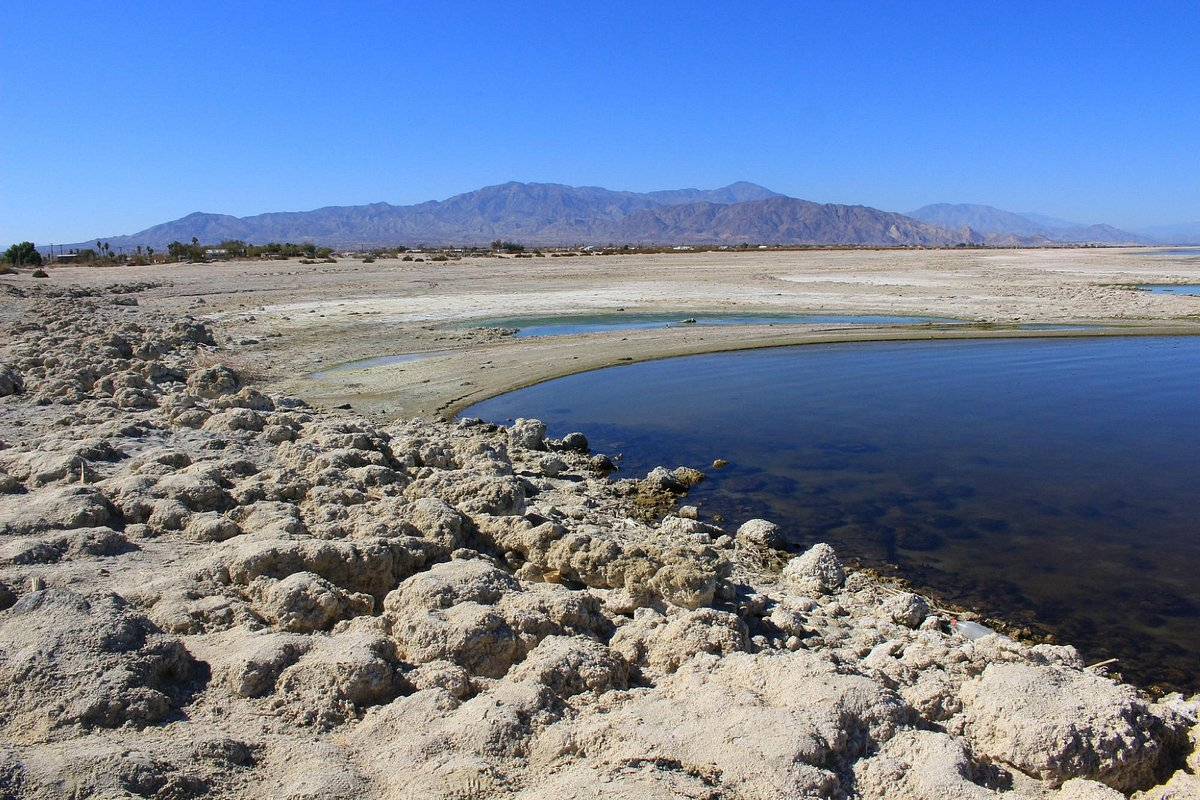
3, 1, 1198, 244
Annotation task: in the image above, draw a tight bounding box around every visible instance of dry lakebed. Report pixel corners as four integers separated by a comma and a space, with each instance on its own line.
0, 247, 1198, 799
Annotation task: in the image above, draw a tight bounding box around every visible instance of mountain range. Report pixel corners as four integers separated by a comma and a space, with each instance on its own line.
906, 203, 1156, 246
69, 183, 1181, 251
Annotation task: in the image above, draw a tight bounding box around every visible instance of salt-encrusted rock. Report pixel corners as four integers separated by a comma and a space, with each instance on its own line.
670, 466, 705, 488
526, 651, 906, 799
538, 455, 567, 477
781, 542, 845, 595
250, 571, 374, 633
272, 629, 405, 728
0, 364, 23, 396
1137, 714, 1200, 800
507, 635, 628, 698
556, 431, 589, 452
647, 556, 718, 610
222, 631, 312, 697
186, 511, 243, 542
853, 728, 999, 800
224, 534, 437, 600
151, 591, 250, 635
404, 496, 472, 549
406, 471, 527, 516
187, 364, 241, 399
0, 589, 198, 732
958, 662, 1186, 791
0, 485, 116, 535
612, 607, 749, 676
643, 466, 683, 492
588, 454, 616, 474
0, 580, 16, 610
153, 470, 230, 511
147, 497, 190, 531
0, 292, 1194, 800
386, 574, 607, 679
508, 418, 547, 451
0, 526, 129, 565
880, 591, 930, 628
384, 559, 518, 612
736, 518, 786, 550
405, 659, 472, 699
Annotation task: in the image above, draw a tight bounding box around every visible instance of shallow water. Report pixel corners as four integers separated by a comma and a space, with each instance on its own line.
463, 311, 957, 337
1140, 284, 1200, 296
463, 337, 1200, 692
1139, 248, 1200, 257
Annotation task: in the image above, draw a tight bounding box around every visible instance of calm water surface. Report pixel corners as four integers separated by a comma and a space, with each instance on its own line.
1141, 284, 1200, 296
464, 337, 1200, 691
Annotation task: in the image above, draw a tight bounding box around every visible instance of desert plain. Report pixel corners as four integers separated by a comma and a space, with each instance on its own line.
0, 246, 1198, 799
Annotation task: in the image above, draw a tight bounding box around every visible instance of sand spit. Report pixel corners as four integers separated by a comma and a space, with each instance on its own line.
0, 277, 1197, 798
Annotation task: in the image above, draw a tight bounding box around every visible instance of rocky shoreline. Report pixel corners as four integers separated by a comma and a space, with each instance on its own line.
0, 283, 1197, 799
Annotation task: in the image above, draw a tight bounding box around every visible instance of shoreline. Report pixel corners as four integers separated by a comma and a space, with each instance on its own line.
296, 320, 1200, 421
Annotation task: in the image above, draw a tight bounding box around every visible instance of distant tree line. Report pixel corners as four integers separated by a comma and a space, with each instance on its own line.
2, 241, 43, 267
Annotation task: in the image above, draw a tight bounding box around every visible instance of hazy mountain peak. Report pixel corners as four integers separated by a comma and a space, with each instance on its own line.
908, 202, 1151, 244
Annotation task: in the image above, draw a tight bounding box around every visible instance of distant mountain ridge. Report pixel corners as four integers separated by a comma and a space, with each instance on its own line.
73, 182, 972, 250
68, 183, 1167, 251
907, 203, 1153, 245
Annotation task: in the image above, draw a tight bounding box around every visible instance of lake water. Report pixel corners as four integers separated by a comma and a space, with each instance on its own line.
1141, 284, 1200, 296
463, 336, 1200, 692
1140, 248, 1200, 257
464, 311, 957, 337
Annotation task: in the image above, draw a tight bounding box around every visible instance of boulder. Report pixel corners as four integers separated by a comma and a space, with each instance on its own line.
959, 663, 1187, 791
508, 418, 547, 451
781, 543, 845, 595
736, 518, 786, 550
880, 591, 930, 629
0, 589, 199, 732
250, 571, 374, 633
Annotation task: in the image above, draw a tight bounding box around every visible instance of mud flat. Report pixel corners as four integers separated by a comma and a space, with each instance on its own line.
0, 255, 1197, 798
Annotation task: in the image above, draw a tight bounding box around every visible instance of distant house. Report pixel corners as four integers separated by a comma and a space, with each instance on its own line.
204, 249, 230, 260
54, 253, 80, 263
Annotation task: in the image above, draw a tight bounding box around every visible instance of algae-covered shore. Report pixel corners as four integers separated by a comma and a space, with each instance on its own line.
1, 249, 1198, 798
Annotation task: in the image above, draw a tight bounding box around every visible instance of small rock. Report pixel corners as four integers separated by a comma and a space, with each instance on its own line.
736, 518, 786, 550
557, 432, 589, 452
538, 455, 568, 477
0, 364, 23, 397
781, 543, 845, 595
880, 592, 930, 629
508, 418, 547, 451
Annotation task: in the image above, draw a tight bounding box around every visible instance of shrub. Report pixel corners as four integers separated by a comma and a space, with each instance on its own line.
31, 268, 49, 278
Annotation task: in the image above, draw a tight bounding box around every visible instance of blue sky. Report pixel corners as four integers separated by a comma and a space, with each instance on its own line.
3, 1, 1198, 244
